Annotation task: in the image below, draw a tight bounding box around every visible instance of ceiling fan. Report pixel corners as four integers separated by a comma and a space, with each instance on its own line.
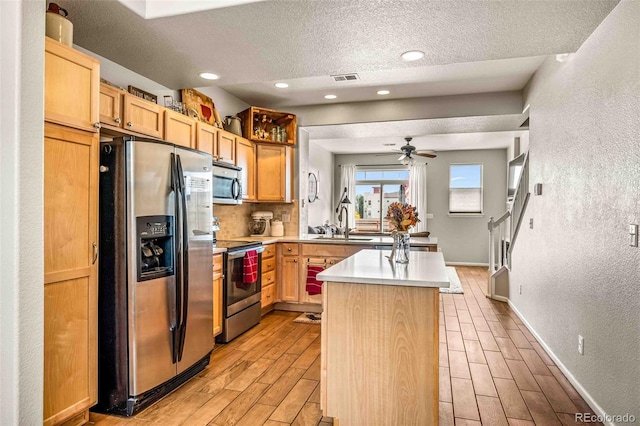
395, 137, 437, 161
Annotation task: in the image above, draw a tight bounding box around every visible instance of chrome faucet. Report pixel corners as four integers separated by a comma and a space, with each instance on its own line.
335, 186, 352, 239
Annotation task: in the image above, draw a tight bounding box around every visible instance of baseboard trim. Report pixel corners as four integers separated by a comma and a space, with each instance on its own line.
446, 262, 489, 267
491, 295, 509, 303
507, 301, 612, 426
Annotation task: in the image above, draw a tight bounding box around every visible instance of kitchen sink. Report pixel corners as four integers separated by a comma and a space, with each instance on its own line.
312, 236, 372, 241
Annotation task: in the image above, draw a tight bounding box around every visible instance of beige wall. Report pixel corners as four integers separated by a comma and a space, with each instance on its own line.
214, 201, 299, 240
511, 1, 640, 418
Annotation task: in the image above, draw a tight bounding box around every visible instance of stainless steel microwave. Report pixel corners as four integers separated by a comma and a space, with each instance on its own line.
212, 161, 242, 204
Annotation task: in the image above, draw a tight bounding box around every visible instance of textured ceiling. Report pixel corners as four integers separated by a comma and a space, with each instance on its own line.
63, 0, 618, 151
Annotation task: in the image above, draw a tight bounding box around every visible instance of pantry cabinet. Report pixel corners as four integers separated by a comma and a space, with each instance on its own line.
164, 109, 196, 148
45, 37, 100, 133
213, 254, 223, 337
235, 137, 256, 201
123, 93, 164, 139
256, 144, 293, 202
44, 37, 99, 426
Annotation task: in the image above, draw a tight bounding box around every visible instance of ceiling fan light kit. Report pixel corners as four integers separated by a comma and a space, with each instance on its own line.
394, 137, 438, 164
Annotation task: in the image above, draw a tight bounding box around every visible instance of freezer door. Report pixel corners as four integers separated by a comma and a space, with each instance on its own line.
175, 147, 214, 373
127, 140, 177, 396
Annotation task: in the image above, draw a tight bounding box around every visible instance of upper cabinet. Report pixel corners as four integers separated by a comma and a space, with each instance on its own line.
99, 83, 123, 130
123, 94, 164, 139
196, 122, 218, 158
164, 109, 196, 149
256, 144, 293, 202
45, 38, 100, 132
217, 129, 236, 164
235, 137, 256, 201
237, 106, 296, 145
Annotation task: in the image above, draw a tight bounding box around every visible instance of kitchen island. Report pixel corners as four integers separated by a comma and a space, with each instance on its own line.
317, 250, 449, 426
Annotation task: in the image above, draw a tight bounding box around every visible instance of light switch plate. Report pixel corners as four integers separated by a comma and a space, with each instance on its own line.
630, 224, 638, 247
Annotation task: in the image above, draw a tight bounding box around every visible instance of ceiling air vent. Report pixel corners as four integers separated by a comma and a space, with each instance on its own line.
331, 73, 359, 82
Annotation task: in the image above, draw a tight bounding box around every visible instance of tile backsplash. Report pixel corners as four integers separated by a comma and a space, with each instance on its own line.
214, 201, 299, 240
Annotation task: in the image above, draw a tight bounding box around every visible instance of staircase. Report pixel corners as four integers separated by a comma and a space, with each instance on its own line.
487, 152, 530, 300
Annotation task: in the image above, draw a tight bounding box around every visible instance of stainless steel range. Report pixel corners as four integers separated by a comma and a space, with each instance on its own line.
214, 240, 264, 343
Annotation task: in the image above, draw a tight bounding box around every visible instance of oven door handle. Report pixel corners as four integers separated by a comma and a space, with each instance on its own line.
227, 246, 265, 260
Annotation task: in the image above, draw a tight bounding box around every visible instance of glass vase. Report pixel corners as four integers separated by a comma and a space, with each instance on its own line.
393, 231, 411, 263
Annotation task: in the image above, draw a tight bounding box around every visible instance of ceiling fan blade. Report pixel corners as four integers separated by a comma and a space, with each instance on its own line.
398, 154, 406, 161
416, 152, 437, 158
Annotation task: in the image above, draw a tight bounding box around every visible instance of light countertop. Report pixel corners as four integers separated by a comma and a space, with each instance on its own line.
317, 249, 450, 288
212, 247, 227, 255
228, 235, 438, 246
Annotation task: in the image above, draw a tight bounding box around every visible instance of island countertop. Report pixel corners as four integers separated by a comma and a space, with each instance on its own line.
317, 249, 450, 288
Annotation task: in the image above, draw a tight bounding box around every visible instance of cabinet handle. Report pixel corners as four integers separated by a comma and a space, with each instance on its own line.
127, 122, 133, 127
114, 117, 121, 124
92, 242, 98, 264
93, 122, 101, 129
287, 248, 292, 252
293, 259, 298, 263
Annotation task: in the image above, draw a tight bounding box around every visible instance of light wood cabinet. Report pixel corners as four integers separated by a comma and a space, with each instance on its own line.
213, 254, 223, 337
256, 144, 293, 202
99, 83, 124, 130
44, 123, 99, 426
261, 244, 277, 312
45, 38, 100, 133
278, 243, 300, 303
235, 137, 256, 201
237, 106, 297, 145
217, 129, 236, 164
196, 122, 218, 158
123, 94, 164, 139
164, 109, 196, 148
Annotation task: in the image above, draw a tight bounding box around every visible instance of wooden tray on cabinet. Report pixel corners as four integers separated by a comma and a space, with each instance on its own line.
237, 106, 296, 145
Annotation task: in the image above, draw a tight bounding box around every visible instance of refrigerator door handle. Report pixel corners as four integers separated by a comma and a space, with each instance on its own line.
170, 153, 181, 364
176, 154, 190, 362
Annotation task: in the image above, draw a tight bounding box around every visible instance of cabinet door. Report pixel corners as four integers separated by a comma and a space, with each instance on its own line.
256, 144, 292, 202
217, 130, 236, 164
123, 94, 164, 139
164, 109, 196, 148
44, 124, 98, 426
99, 83, 124, 129
301, 258, 327, 305
213, 272, 223, 337
45, 38, 100, 132
279, 256, 300, 302
235, 137, 256, 201
196, 122, 218, 157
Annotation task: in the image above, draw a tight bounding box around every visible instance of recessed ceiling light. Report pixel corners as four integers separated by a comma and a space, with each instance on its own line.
324, 94, 337, 100
199, 72, 219, 80
401, 50, 424, 61
377, 90, 390, 95
274, 82, 289, 88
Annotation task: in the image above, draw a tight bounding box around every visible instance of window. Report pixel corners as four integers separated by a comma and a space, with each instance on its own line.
449, 164, 483, 214
354, 168, 409, 233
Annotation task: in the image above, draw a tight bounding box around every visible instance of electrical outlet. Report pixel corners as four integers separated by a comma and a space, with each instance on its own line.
519, 284, 522, 295
578, 335, 584, 355
529, 218, 534, 229
282, 213, 291, 223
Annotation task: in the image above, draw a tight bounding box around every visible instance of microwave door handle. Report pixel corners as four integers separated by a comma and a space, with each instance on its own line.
176, 155, 189, 362
170, 153, 181, 364
232, 178, 241, 200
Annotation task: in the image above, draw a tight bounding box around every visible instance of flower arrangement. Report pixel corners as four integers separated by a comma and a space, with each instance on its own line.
386, 202, 421, 232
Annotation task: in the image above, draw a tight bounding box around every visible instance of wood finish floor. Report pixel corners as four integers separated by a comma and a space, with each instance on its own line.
90, 266, 599, 426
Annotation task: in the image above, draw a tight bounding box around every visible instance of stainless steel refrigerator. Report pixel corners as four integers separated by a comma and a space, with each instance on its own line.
95, 137, 213, 416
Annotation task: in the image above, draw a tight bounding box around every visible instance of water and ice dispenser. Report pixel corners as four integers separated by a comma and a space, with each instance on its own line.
136, 216, 175, 281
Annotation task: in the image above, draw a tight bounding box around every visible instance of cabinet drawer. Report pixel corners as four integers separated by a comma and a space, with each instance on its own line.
213, 254, 223, 273
262, 269, 276, 287
279, 243, 299, 256
301, 243, 365, 258
261, 283, 276, 307
263, 243, 276, 259
262, 257, 276, 273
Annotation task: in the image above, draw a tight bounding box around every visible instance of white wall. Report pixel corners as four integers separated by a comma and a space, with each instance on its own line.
0, 1, 45, 424
308, 141, 334, 227
334, 149, 507, 264
511, 1, 640, 419
75, 46, 249, 119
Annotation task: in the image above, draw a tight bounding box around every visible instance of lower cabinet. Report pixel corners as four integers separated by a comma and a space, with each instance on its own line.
213, 254, 223, 337
261, 244, 277, 312
43, 123, 99, 426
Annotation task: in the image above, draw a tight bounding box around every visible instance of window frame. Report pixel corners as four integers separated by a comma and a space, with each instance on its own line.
448, 163, 484, 217
354, 166, 410, 234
